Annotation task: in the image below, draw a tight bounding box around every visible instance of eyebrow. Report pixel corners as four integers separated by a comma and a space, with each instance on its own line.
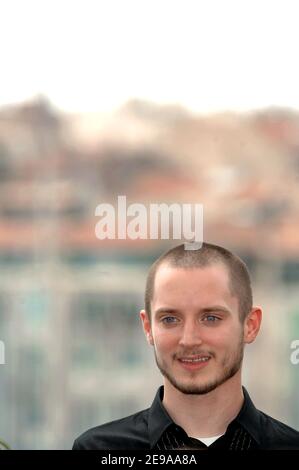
154, 306, 231, 316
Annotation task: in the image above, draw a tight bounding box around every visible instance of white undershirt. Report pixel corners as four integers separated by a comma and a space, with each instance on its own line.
192, 434, 224, 446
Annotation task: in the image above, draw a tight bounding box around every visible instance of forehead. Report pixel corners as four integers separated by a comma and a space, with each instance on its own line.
152, 262, 237, 311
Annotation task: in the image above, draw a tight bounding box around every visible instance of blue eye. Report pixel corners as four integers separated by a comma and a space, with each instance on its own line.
204, 315, 219, 322
162, 317, 177, 324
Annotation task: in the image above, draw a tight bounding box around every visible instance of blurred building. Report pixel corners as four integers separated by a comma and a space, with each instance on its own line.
0, 97, 298, 448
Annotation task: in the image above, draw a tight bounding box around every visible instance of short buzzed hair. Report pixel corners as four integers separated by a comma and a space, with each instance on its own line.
144, 242, 253, 323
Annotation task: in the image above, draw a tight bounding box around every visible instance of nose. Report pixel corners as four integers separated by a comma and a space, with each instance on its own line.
178, 320, 203, 348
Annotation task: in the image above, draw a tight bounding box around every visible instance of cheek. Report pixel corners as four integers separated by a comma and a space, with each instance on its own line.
153, 329, 178, 350
204, 326, 240, 349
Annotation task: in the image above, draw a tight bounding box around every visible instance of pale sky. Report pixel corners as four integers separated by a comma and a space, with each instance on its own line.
0, 0, 298, 113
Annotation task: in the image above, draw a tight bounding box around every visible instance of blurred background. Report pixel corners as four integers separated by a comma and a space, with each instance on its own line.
0, 0, 299, 449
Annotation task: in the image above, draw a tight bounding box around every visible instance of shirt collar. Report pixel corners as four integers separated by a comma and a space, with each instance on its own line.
148, 386, 174, 448
233, 386, 262, 446
148, 385, 262, 448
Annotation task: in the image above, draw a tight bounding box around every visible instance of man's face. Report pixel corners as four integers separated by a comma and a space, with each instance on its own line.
141, 263, 246, 395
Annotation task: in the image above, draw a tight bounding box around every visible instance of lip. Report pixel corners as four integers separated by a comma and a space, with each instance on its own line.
178, 357, 211, 371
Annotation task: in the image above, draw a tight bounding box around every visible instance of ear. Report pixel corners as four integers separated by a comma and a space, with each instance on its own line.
140, 309, 154, 346
244, 307, 262, 344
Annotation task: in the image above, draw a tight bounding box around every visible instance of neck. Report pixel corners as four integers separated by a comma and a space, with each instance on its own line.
162, 372, 244, 438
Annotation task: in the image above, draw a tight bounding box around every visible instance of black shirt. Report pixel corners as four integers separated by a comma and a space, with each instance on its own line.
72, 386, 299, 450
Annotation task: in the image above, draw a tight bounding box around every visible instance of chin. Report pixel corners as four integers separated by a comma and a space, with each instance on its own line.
176, 381, 219, 395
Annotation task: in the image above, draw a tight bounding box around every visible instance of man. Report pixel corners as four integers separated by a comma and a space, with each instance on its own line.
72, 242, 299, 450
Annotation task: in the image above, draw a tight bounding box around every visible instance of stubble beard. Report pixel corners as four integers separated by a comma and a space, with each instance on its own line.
153, 336, 244, 395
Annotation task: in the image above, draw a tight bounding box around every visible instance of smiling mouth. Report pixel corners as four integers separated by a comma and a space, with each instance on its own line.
177, 356, 211, 370
179, 356, 210, 363
178, 353, 212, 362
